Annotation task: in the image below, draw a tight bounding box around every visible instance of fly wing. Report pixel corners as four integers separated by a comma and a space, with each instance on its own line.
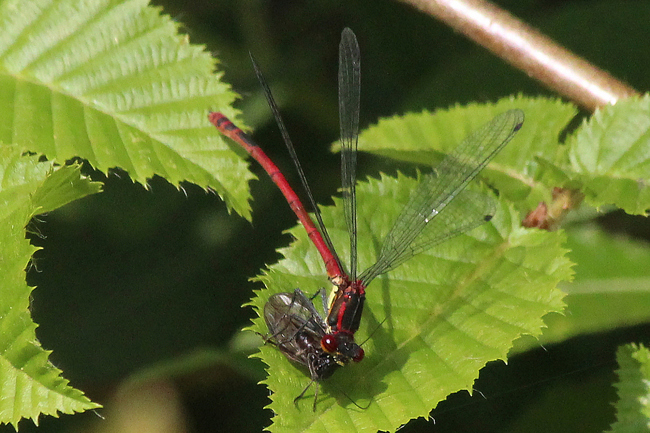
359, 109, 524, 284
264, 290, 327, 349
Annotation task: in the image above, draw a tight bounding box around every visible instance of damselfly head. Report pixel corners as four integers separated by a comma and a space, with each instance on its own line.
321, 332, 364, 363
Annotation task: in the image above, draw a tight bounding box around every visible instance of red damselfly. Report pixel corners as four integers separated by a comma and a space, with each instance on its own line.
209, 28, 524, 410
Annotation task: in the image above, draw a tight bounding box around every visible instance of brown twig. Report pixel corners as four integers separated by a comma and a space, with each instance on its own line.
398, 0, 640, 111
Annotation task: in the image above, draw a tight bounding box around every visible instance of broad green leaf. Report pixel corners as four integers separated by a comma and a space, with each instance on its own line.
512, 224, 650, 353
567, 95, 650, 215
0, 147, 101, 428
0, 0, 251, 218
249, 174, 571, 433
352, 96, 578, 208
609, 343, 650, 432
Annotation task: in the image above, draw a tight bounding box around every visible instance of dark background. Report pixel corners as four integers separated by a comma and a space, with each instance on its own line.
12, 0, 650, 432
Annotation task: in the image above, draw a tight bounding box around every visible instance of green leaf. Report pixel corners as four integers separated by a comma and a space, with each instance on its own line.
0, 146, 101, 428
353, 96, 578, 208
512, 224, 650, 353
609, 343, 650, 432
249, 174, 571, 433
0, 0, 252, 219
567, 94, 650, 215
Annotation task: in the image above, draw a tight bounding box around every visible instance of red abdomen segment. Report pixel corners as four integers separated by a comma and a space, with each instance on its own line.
209, 112, 344, 281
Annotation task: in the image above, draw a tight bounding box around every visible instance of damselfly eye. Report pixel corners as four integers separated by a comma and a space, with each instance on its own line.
353, 347, 364, 362
321, 335, 338, 353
